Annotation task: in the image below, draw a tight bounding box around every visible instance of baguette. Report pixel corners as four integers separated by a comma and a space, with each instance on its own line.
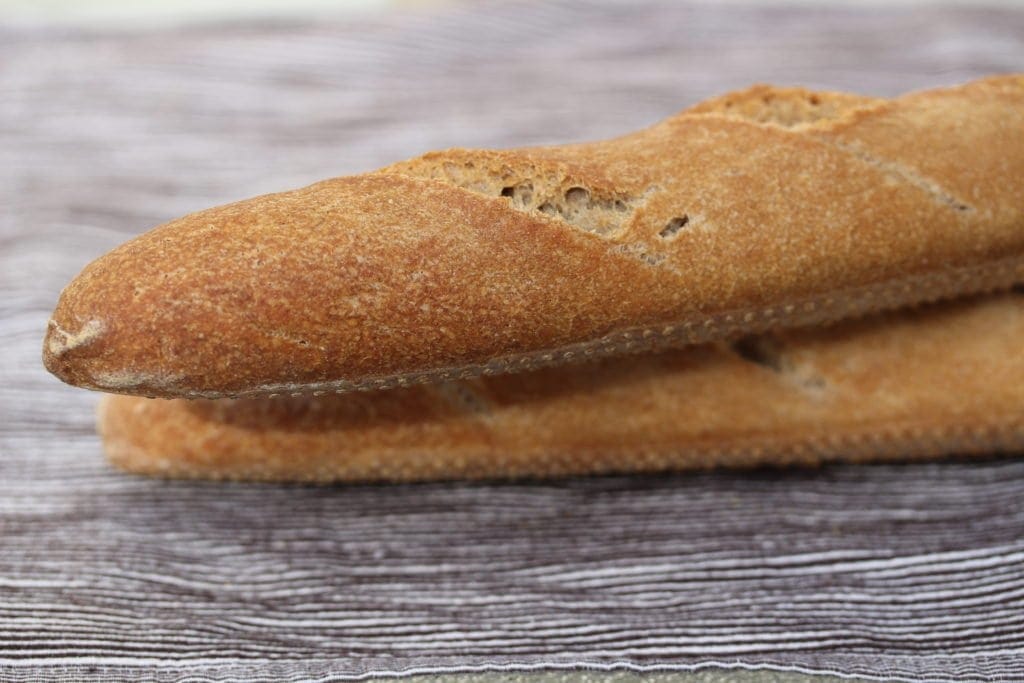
100, 291, 1024, 483
47, 75, 1024, 399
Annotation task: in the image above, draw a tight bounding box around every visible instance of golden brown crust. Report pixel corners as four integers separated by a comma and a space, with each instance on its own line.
681, 83, 882, 125
46, 75, 1024, 399
100, 291, 1024, 483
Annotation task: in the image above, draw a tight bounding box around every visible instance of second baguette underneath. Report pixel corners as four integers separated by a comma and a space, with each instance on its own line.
100, 291, 1024, 483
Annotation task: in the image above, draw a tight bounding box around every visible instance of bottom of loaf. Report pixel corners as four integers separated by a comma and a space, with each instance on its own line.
97, 291, 1024, 483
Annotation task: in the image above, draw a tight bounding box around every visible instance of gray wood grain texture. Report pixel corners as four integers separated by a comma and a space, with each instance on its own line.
2, 2, 1024, 681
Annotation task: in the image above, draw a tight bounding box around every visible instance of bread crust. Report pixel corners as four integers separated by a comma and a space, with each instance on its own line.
47, 75, 1024, 399
99, 291, 1024, 483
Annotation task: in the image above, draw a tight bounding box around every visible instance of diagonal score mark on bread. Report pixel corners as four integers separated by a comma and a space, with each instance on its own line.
98, 291, 1024, 483
386, 80, 987, 268
386, 151, 656, 239
43, 75, 1024, 399
683, 83, 976, 212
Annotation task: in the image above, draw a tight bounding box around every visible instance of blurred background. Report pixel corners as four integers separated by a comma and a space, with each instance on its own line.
3, 1, 1024, 680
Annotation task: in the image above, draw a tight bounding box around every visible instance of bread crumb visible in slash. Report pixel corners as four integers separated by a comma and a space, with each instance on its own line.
47, 319, 104, 356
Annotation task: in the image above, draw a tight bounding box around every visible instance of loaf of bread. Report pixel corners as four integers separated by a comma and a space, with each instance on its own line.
99, 291, 1024, 483
44, 75, 1024, 399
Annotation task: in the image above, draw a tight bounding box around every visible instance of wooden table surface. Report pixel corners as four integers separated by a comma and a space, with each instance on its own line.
2, 2, 1023, 681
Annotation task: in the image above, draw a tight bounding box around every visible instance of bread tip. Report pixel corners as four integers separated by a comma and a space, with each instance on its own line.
43, 317, 181, 395
43, 317, 104, 384
45, 318, 104, 356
